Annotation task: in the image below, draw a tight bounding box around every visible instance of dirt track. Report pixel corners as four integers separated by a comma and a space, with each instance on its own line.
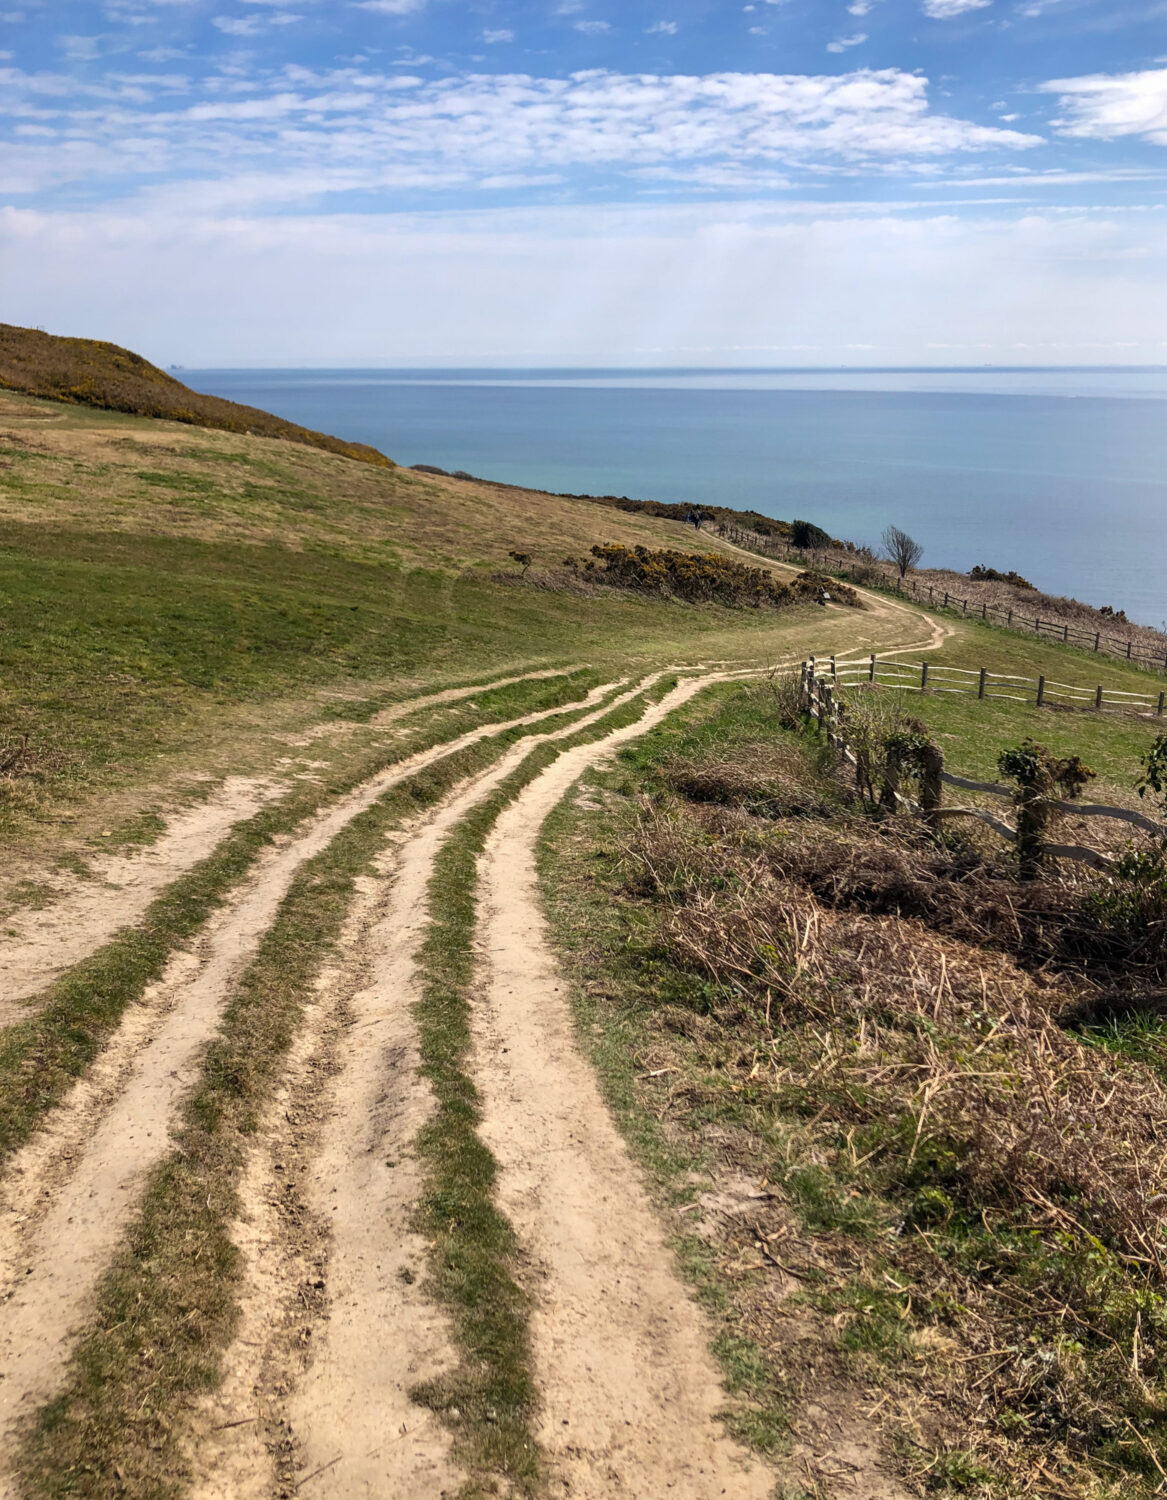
0, 603, 948, 1498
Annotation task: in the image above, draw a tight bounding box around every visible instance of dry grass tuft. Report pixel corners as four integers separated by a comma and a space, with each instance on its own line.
607, 719, 1167, 1492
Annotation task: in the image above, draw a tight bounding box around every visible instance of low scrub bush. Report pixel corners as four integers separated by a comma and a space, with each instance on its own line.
587, 543, 860, 611
606, 703, 1167, 1490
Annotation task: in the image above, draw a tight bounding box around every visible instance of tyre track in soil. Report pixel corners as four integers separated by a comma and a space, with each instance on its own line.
188, 670, 681, 1500
0, 669, 582, 1025
187, 617, 950, 1500
473, 672, 781, 1500
0, 673, 618, 1471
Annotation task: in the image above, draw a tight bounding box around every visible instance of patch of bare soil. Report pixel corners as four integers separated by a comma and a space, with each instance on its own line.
0, 679, 624, 1472
473, 676, 778, 1500
0, 776, 287, 1019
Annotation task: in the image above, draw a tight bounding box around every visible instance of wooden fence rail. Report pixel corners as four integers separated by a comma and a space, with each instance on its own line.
826, 652, 1166, 718
798, 657, 1167, 872
715, 523, 1167, 674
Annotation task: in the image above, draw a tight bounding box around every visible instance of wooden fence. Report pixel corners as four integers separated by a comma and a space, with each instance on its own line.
799, 657, 1165, 872
827, 653, 1166, 718
714, 523, 1167, 674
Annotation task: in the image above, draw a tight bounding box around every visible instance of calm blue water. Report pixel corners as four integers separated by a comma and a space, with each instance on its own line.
187, 368, 1167, 628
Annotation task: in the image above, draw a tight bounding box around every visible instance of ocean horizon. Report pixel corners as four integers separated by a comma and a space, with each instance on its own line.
188, 367, 1167, 629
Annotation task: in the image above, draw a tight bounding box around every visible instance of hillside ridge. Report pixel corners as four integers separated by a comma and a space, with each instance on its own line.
0, 323, 393, 468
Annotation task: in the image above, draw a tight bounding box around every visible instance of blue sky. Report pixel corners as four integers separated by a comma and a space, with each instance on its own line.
3, 0, 1167, 363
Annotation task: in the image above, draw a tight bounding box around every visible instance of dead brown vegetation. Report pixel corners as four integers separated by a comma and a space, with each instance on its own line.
0, 323, 392, 467
604, 718, 1167, 1494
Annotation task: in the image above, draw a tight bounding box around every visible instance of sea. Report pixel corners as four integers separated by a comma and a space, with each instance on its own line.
186, 368, 1167, 629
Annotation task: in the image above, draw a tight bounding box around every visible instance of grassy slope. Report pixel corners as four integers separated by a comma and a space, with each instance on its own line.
0, 390, 862, 865
0, 323, 390, 467
5, 381, 1161, 867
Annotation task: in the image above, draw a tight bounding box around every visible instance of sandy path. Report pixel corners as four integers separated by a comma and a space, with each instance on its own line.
0, 676, 623, 1468
191, 672, 684, 1500
0, 776, 286, 1018
289, 665, 583, 746
474, 674, 777, 1500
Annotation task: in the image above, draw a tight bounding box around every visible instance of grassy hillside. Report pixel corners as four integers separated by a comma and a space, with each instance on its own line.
0, 388, 873, 862
0, 323, 392, 467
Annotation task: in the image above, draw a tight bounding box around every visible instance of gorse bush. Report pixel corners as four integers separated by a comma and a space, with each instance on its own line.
970, 564, 1034, 589
587, 543, 860, 611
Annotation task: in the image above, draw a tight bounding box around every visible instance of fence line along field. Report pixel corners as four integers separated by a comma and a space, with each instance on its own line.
825, 650, 1167, 715
800, 655, 1166, 871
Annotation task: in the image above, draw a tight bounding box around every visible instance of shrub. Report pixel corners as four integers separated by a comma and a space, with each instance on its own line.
970, 564, 1034, 590
790, 519, 832, 550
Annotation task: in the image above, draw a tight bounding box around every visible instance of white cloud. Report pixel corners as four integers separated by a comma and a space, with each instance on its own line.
827, 32, 867, 51
848, 0, 874, 13
57, 35, 103, 60
353, 0, 427, 13
5, 204, 1166, 366
921, 0, 991, 15
482, 28, 513, 42
646, 20, 678, 34
212, 15, 263, 34
574, 20, 610, 33
0, 65, 1043, 210
1041, 67, 1167, 144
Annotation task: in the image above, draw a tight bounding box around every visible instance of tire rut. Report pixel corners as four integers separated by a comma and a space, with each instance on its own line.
188, 673, 673, 1500
0, 675, 617, 1470
473, 671, 778, 1499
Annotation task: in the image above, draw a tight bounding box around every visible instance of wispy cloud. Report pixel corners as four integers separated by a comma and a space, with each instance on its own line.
1042, 67, 1167, 143
827, 32, 867, 50
921, 0, 991, 16
482, 28, 513, 43
0, 64, 1042, 210
645, 20, 677, 34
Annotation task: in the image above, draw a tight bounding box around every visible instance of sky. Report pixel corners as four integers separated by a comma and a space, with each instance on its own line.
3, 0, 1167, 364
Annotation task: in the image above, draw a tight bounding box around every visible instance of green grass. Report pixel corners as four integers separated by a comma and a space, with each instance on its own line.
843, 683, 1163, 795
927, 615, 1166, 695
0, 519, 841, 843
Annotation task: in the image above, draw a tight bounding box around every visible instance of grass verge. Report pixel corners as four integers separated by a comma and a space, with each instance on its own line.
537, 681, 1167, 1498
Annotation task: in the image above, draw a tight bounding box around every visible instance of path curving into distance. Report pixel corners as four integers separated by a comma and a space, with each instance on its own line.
0, 597, 953, 1498
0, 671, 619, 1471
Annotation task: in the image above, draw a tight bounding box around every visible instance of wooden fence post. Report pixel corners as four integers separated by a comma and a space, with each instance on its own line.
920, 661, 929, 691
1036, 675, 1045, 708
1128, 641, 1133, 660
830, 655, 837, 682
978, 668, 987, 700
982, 603, 987, 620
1063, 624, 1069, 642
1159, 692, 1165, 717
1007, 609, 1013, 626
962, 598, 967, 616
1094, 632, 1100, 652
920, 743, 944, 834
869, 653, 876, 682
1095, 685, 1103, 711
943, 592, 949, 608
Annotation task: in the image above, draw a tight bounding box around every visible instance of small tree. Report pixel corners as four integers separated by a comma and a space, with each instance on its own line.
790, 519, 831, 551
882, 525, 923, 579
508, 550, 532, 577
